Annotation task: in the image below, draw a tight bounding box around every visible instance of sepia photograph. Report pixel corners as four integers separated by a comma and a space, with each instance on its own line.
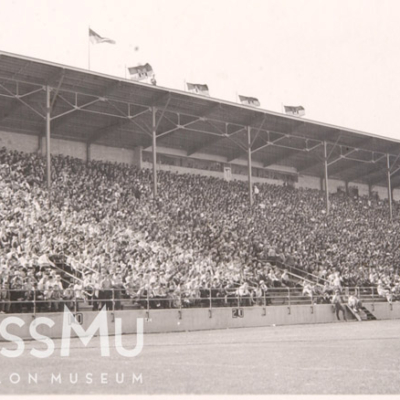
0, 0, 399, 397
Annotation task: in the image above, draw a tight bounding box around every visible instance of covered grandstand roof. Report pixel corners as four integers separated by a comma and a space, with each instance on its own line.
0, 50, 400, 188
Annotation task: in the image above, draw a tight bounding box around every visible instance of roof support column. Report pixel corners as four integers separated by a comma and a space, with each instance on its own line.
387, 154, 393, 221
45, 86, 51, 191
38, 135, 43, 154
247, 126, 253, 207
152, 106, 157, 198
86, 143, 91, 165
324, 141, 329, 215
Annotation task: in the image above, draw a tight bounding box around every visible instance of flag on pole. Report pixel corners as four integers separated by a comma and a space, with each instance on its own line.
186, 83, 209, 96
128, 64, 154, 81
239, 95, 260, 107
284, 105, 305, 117
89, 28, 116, 45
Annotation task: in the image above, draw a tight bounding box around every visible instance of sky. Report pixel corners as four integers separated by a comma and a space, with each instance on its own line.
1, 0, 400, 140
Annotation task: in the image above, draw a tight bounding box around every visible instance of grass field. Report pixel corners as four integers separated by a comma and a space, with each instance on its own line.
1, 319, 400, 395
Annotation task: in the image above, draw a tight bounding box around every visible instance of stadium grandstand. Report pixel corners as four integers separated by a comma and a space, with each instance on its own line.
1, 50, 400, 316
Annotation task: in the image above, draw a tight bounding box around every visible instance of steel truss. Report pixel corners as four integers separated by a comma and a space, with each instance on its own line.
0, 75, 398, 219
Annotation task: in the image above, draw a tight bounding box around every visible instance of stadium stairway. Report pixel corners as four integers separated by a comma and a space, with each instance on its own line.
358, 305, 377, 321
345, 305, 377, 321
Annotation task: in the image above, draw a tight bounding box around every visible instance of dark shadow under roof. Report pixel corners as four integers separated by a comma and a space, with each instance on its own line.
0, 50, 400, 188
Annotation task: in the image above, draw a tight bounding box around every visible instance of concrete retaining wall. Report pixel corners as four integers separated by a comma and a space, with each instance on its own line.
0, 303, 398, 342
362, 302, 400, 320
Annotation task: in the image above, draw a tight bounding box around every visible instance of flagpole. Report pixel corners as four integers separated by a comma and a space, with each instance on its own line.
88, 26, 91, 70
124, 64, 127, 79
183, 79, 186, 91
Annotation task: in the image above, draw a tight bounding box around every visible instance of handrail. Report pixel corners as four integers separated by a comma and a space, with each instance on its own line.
51, 262, 84, 283
31, 253, 84, 284
261, 258, 329, 286
0, 286, 391, 316
270, 263, 324, 287
61, 253, 99, 276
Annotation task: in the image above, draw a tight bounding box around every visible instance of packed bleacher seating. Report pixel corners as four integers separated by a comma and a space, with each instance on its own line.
1, 146, 400, 312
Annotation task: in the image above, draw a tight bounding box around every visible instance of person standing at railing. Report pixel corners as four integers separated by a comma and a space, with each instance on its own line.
170, 283, 182, 308
22, 277, 35, 313
341, 271, 351, 296
112, 272, 124, 310
392, 281, 400, 301
369, 269, 379, 285
302, 281, 314, 303
332, 272, 343, 293
10, 270, 24, 313
136, 280, 149, 309
237, 282, 251, 307
123, 272, 136, 299
199, 278, 210, 308
0, 281, 10, 313
43, 285, 54, 312
73, 279, 84, 299
252, 282, 264, 306
260, 280, 271, 305
211, 277, 224, 307
46, 272, 58, 291
268, 267, 281, 288
72, 278, 85, 312
331, 290, 347, 322
51, 284, 63, 312
281, 269, 290, 287
153, 282, 168, 309
54, 275, 63, 290
63, 283, 74, 310
224, 278, 240, 307
83, 272, 95, 306
92, 277, 101, 311
37, 273, 49, 292
99, 272, 113, 310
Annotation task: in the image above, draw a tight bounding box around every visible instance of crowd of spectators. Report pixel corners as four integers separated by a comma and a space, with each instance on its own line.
1, 146, 400, 313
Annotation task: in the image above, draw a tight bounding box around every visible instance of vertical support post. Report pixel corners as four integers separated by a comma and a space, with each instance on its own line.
152, 106, 157, 198
45, 86, 51, 191
209, 276, 212, 309
323, 141, 329, 215
247, 126, 253, 207
38, 135, 43, 154
88, 29, 91, 70
112, 288, 115, 312
86, 143, 91, 165
387, 154, 393, 222
33, 289, 37, 316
